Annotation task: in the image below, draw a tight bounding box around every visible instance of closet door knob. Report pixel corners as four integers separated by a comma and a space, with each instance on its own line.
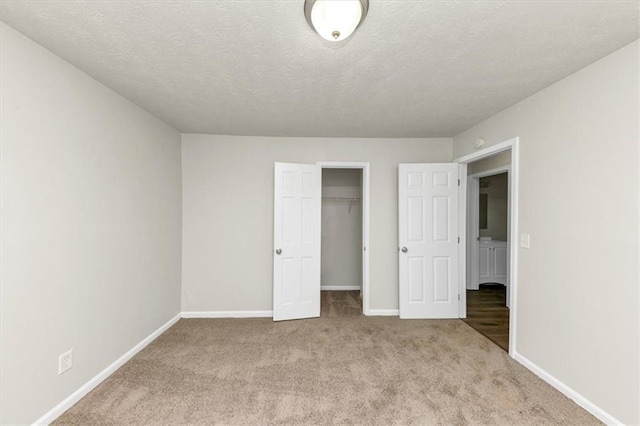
401, 247, 408, 253
275, 248, 282, 255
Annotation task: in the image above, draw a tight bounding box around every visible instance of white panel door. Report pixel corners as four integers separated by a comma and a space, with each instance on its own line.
399, 164, 459, 319
273, 162, 321, 321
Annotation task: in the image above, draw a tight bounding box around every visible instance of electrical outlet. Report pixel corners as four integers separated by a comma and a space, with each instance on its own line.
520, 234, 531, 249
58, 350, 73, 375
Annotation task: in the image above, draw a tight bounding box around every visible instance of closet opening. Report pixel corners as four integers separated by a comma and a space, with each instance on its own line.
318, 164, 369, 317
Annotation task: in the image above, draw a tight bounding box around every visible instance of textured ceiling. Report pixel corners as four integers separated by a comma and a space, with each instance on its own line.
1, 1, 638, 137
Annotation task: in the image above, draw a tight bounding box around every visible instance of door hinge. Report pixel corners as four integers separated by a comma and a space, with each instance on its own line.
458, 294, 460, 301
458, 179, 460, 186
457, 237, 460, 243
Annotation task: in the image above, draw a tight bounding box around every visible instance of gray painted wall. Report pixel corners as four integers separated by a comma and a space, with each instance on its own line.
181, 135, 452, 312
1, 23, 183, 424
453, 41, 639, 424
469, 150, 511, 175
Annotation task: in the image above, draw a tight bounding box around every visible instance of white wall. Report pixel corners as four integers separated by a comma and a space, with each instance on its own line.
182, 135, 451, 312
453, 41, 639, 424
321, 169, 362, 289
0, 23, 182, 424
469, 150, 511, 175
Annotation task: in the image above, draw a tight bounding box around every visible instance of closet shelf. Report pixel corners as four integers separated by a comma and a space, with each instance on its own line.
322, 197, 361, 201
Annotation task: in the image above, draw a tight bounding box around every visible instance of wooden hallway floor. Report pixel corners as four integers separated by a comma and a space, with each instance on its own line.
463, 284, 509, 352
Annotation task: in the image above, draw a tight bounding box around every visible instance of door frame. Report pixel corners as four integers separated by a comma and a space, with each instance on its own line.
317, 162, 371, 315
467, 166, 511, 306
455, 137, 519, 357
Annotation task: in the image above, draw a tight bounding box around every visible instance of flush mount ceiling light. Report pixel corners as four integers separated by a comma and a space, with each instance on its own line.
304, 0, 369, 42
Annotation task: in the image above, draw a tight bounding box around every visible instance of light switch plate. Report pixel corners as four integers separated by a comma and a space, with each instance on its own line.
520, 234, 531, 249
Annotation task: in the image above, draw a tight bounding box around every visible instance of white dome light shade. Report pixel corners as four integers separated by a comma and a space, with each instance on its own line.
305, 0, 369, 42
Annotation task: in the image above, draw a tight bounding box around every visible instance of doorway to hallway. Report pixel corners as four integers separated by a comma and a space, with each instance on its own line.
455, 138, 519, 355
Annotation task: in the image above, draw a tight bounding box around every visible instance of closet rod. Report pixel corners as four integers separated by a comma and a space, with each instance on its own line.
322, 197, 361, 201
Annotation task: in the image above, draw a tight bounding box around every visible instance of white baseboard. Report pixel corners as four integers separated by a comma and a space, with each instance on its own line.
512, 351, 621, 425
33, 313, 181, 425
182, 310, 273, 318
321, 286, 361, 291
366, 309, 399, 316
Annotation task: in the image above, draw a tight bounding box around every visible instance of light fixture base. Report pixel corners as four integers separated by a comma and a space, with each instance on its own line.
304, 0, 369, 42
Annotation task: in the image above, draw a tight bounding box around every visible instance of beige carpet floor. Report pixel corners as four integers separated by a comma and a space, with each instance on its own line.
55, 315, 598, 425
320, 290, 362, 318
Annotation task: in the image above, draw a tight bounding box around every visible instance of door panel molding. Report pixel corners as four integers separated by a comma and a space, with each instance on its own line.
399, 163, 460, 319
273, 162, 321, 321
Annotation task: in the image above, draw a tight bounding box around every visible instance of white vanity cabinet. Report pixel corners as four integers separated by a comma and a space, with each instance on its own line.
477, 240, 507, 285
